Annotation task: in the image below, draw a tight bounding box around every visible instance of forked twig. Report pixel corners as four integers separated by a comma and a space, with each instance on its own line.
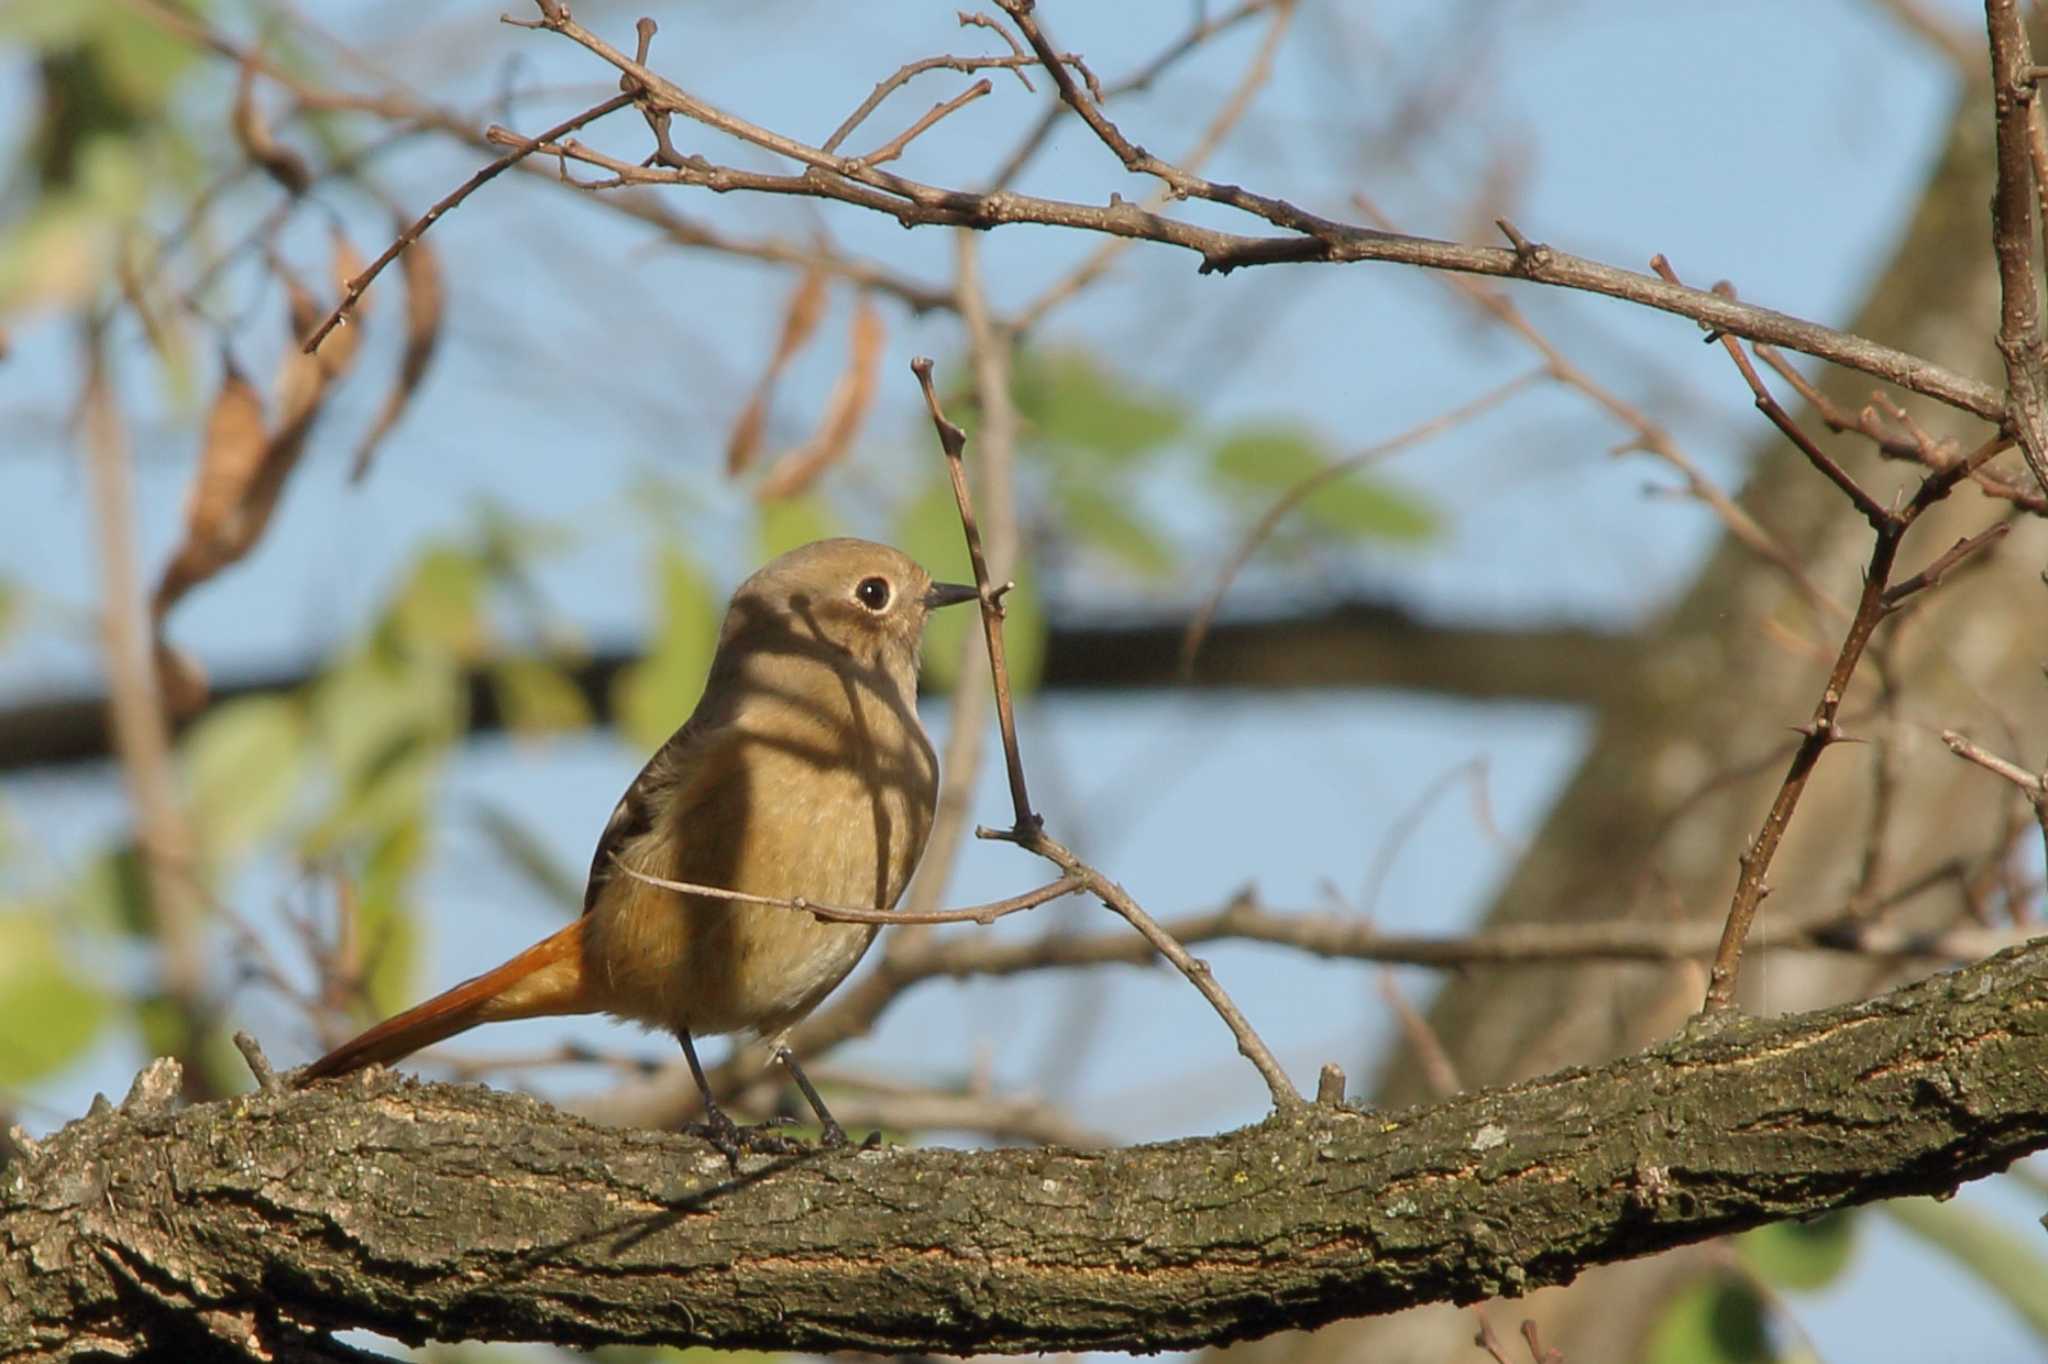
912, 356, 1306, 1113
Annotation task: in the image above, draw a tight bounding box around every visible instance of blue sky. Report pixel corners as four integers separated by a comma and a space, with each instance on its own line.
2, 1, 2037, 1359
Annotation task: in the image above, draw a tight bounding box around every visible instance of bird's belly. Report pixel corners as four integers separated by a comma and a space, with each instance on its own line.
585, 740, 924, 1041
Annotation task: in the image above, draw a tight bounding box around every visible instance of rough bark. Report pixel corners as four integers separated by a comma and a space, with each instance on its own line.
6, 939, 2047, 1360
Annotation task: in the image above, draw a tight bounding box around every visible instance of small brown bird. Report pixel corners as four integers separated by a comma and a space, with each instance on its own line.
300, 538, 978, 1149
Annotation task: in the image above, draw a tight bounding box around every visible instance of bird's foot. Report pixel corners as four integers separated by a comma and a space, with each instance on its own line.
688, 1106, 796, 1169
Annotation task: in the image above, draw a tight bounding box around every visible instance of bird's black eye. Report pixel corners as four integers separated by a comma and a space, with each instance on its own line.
855, 576, 892, 611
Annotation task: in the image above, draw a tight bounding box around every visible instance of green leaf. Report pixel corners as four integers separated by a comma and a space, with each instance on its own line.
1884, 1196, 2048, 1342
354, 821, 427, 1017
90, 3, 198, 112
1738, 1211, 1857, 1291
893, 477, 974, 587
1209, 423, 1437, 542
0, 579, 20, 650
490, 657, 590, 736
1059, 483, 1175, 577
1644, 1278, 1772, 1364
73, 842, 151, 937
0, 916, 108, 1087
307, 651, 458, 849
611, 549, 718, 751
1013, 348, 1186, 465
471, 801, 583, 914
390, 544, 490, 661
757, 494, 837, 561
182, 694, 305, 861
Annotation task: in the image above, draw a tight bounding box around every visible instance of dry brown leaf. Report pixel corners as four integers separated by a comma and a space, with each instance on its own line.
154, 358, 267, 620
350, 227, 444, 482
727, 266, 831, 474
756, 295, 884, 500
153, 637, 210, 718
770, 266, 831, 371
725, 390, 769, 476
271, 262, 332, 456
310, 228, 368, 381
232, 58, 312, 195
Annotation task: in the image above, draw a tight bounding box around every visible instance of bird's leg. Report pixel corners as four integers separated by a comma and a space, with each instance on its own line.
678, 1030, 791, 1165
774, 1045, 876, 1150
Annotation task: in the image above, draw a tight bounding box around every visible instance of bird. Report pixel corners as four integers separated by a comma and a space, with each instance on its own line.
297, 537, 979, 1152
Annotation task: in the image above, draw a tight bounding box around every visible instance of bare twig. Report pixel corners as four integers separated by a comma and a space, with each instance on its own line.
911, 356, 1036, 831
233, 1032, 281, 1094
1985, 0, 2048, 495
1354, 197, 1846, 619
1652, 246, 2005, 1012
617, 860, 1083, 927
854, 80, 993, 169
300, 92, 634, 353
1880, 522, 2012, 609
895, 229, 1025, 940
1942, 729, 2048, 870
510, 2, 2003, 421
1014, 0, 1297, 333
1654, 258, 1891, 528
822, 52, 1035, 154
1182, 371, 1540, 674
78, 320, 209, 1089
913, 359, 1303, 1113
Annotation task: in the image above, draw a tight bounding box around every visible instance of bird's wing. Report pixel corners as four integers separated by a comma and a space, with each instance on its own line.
581, 717, 739, 916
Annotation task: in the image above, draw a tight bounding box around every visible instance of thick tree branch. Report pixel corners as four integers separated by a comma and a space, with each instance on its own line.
7, 939, 2047, 1358
0, 607, 1639, 772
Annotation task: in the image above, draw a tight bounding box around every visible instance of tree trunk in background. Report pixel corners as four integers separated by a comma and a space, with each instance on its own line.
1223, 67, 2048, 1363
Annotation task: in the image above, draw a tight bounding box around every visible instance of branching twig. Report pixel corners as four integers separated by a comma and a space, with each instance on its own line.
1942, 729, 2048, 869
1354, 198, 1846, 619
913, 358, 1304, 1112
854, 80, 993, 169
504, 1, 2003, 421
300, 92, 634, 353
1985, 0, 2048, 496
1649, 250, 2014, 1012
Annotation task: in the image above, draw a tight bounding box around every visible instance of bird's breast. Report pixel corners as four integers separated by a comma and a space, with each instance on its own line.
586, 690, 938, 1040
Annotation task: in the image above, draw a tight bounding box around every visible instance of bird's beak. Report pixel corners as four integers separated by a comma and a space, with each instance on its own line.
924, 582, 979, 610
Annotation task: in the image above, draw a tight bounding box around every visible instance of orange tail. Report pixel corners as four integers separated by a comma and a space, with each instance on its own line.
299, 920, 594, 1083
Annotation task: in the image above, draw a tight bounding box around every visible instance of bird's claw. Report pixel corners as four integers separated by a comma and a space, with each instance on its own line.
690, 1107, 797, 1169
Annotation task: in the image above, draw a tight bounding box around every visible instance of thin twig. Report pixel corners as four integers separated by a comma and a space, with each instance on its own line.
912, 356, 1037, 831
300, 91, 634, 353
855, 80, 992, 169
78, 318, 210, 1091
617, 859, 1083, 926
1942, 728, 2048, 873
1654, 245, 1996, 1011
513, 1, 2004, 421
913, 360, 1304, 1112
1653, 258, 1891, 528
894, 229, 1025, 941
1353, 197, 1846, 620
822, 54, 1032, 154
1014, 0, 1297, 334
1985, 0, 2048, 496
1880, 522, 2012, 609
1182, 370, 1540, 674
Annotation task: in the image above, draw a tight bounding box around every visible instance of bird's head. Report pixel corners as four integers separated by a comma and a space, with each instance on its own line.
718, 538, 978, 691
